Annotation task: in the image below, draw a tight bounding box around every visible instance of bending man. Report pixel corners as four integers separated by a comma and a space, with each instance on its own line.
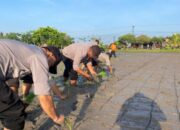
0, 39, 64, 130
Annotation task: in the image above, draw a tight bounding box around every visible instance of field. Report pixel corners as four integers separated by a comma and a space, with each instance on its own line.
120, 48, 180, 53
1, 53, 180, 130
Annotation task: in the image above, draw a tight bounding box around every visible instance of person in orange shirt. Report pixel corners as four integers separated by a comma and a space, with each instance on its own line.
109, 43, 117, 58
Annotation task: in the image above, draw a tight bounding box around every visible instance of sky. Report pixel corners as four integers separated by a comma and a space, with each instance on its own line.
0, 0, 180, 42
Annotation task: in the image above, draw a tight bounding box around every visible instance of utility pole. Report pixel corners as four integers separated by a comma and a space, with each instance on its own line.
132, 25, 135, 35
113, 36, 116, 42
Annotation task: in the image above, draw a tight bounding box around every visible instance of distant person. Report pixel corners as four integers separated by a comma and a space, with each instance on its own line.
109, 43, 117, 58
83, 52, 113, 76
0, 39, 64, 130
94, 39, 106, 52
98, 53, 113, 73
61, 42, 101, 86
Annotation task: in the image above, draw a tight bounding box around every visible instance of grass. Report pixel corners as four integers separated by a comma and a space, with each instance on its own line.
119, 48, 180, 53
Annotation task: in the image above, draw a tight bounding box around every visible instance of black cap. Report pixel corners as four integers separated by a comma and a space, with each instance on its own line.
44, 46, 62, 74
90, 45, 101, 60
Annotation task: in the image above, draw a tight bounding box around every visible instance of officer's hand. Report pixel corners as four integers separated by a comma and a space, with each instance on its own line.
53, 115, 65, 125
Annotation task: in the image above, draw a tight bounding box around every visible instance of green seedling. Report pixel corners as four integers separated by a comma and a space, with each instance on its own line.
64, 117, 73, 130
98, 71, 107, 78
25, 92, 36, 104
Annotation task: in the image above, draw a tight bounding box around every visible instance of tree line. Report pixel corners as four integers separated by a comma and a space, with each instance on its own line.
0, 26, 73, 48
117, 33, 180, 49
1, 26, 180, 49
